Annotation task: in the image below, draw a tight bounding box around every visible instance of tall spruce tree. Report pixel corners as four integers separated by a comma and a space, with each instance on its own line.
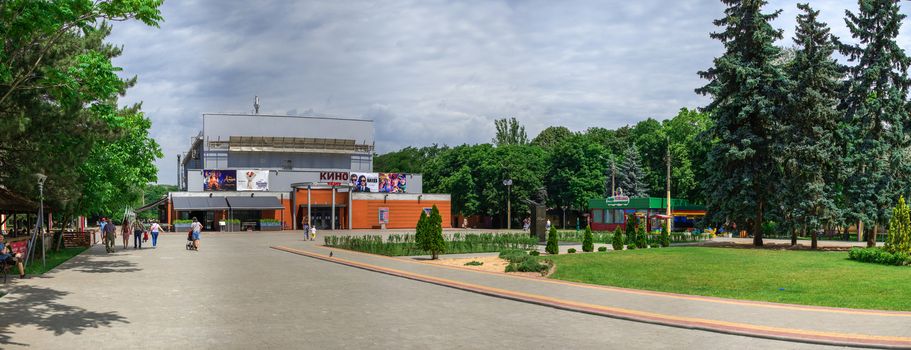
838, 0, 911, 247
697, 0, 790, 246
616, 146, 650, 197
779, 4, 843, 249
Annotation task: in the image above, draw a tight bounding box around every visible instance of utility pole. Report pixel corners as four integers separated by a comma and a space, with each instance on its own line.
503, 179, 513, 230
611, 158, 616, 197
666, 138, 672, 233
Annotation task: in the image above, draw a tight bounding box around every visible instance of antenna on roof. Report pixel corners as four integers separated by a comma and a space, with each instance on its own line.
254, 96, 260, 114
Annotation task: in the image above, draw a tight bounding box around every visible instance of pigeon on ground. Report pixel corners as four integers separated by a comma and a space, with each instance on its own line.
329, 251, 333, 257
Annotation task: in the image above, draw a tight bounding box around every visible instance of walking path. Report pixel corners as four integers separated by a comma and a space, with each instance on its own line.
276, 237, 911, 348
0, 231, 901, 349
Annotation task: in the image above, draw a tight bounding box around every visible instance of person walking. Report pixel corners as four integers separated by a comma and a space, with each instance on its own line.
149, 221, 161, 248
99, 217, 108, 246
191, 217, 202, 251
121, 219, 131, 249
133, 221, 145, 249
309, 225, 317, 241
104, 218, 117, 253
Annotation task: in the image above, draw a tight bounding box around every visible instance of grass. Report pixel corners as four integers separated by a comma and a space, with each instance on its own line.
21, 247, 88, 275
546, 247, 911, 311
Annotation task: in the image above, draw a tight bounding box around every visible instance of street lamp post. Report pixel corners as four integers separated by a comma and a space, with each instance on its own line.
503, 179, 513, 230
25, 174, 47, 270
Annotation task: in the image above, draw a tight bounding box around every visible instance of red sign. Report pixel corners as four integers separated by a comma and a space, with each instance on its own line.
327, 182, 342, 187
319, 172, 349, 181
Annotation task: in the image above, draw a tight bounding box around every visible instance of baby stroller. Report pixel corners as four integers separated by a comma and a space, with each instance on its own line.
186, 231, 196, 250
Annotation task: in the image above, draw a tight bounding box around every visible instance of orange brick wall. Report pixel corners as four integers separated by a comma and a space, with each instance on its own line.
351, 199, 452, 229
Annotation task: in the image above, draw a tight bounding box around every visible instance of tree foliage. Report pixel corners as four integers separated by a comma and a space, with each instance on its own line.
616, 146, 650, 197
582, 224, 594, 252
492, 117, 528, 146
0, 1, 164, 219
886, 196, 911, 254
545, 225, 559, 255
697, 0, 789, 246
838, 0, 911, 247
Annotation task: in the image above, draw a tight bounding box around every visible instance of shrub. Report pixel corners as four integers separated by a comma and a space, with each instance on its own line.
499, 249, 528, 262
582, 225, 594, 252
660, 223, 670, 247
611, 226, 624, 251
529, 250, 540, 256
324, 233, 536, 256
626, 242, 636, 250
625, 215, 638, 247
636, 222, 648, 249
464, 261, 484, 266
416, 205, 445, 259
568, 248, 577, 254
545, 225, 559, 255
598, 246, 607, 252
886, 196, 911, 254
504, 255, 550, 274
849, 247, 911, 266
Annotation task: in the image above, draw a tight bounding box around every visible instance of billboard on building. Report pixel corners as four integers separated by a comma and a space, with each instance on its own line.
237, 170, 269, 191
203, 170, 236, 191
349, 172, 378, 192
378, 173, 408, 193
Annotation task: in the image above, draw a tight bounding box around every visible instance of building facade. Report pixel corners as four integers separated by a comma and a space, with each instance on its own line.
169, 113, 451, 231
588, 197, 705, 232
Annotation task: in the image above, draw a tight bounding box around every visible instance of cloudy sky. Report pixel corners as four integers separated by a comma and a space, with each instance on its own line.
107, 0, 911, 185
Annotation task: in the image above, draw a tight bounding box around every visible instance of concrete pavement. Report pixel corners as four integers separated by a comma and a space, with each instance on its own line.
0, 231, 878, 349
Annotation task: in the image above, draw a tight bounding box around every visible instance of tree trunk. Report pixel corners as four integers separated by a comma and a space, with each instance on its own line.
811, 227, 818, 250
868, 223, 877, 248
562, 208, 566, 229
790, 223, 797, 246
753, 200, 764, 246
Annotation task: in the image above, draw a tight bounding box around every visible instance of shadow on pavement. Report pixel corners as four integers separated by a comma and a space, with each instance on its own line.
62, 248, 143, 274
0, 285, 129, 347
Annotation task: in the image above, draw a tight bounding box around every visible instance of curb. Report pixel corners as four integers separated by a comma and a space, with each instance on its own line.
273, 245, 911, 349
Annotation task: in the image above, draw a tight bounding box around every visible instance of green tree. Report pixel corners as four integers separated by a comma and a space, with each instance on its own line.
660, 222, 670, 247
582, 224, 594, 252
374, 145, 446, 173
415, 210, 428, 251
838, 0, 911, 248
886, 196, 911, 254
545, 225, 559, 254
427, 205, 445, 259
617, 146, 649, 197
779, 3, 843, 249
611, 226, 624, 251
0, 2, 163, 223
545, 135, 608, 227
624, 214, 638, 248
531, 126, 573, 149
492, 117, 528, 146
697, 0, 789, 246
636, 220, 648, 248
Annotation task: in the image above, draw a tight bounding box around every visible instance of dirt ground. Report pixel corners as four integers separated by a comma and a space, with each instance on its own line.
422, 256, 544, 278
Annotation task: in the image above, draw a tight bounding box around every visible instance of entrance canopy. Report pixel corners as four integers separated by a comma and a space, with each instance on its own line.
173, 197, 229, 211
226, 196, 284, 210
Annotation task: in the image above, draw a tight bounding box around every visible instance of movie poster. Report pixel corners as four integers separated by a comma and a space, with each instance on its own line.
237, 170, 269, 191
378, 173, 408, 193
349, 172, 378, 192
203, 170, 237, 191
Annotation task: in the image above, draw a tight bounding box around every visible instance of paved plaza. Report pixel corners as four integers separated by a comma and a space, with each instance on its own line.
0, 232, 902, 349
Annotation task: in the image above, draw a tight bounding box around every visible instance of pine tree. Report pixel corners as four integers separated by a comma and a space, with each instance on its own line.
838, 0, 911, 248
779, 3, 843, 250
617, 146, 650, 197
660, 222, 670, 247
545, 225, 559, 255
635, 220, 648, 249
697, 0, 790, 246
582, 224, 594, 252
415, 210, 428, 251
611, 226, 624, 251
886, 196, 911, 254
427, 205, 445, 259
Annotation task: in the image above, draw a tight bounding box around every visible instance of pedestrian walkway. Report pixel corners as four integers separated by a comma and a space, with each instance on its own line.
275, 241, 911, 348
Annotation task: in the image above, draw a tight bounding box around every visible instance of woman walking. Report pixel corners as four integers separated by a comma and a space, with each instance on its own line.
191, 217, 202, 251
149, 221, 161, 247
121, 218, 131, 249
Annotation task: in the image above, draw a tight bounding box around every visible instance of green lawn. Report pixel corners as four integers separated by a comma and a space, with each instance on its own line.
22, 247, 88, 275
546, 247, 911, 311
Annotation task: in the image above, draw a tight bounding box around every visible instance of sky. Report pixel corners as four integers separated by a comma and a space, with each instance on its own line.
107, 0, 911, 185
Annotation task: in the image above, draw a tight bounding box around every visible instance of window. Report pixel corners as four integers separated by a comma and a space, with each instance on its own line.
593, 209, 603, 224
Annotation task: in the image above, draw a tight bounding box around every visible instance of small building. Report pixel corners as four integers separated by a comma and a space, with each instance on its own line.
168, 112, 451, 231
588, 197, 705, 232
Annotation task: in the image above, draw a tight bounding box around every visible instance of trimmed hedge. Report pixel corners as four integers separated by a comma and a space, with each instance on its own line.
598, 246, 607, 252
848, 247, 911, 266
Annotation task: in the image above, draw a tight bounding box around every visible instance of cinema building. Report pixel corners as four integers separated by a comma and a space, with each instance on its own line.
164, 112, 451, 232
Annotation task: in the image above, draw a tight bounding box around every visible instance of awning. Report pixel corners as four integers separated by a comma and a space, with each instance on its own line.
226, 196, 284, 210
172, 197, 230, 211
135, 196, 168, 213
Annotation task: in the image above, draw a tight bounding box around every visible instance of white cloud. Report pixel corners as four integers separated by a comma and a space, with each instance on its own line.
106, 0, 911, 184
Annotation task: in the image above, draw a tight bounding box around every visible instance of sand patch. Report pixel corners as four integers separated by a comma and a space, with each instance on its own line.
423, 256, 544, 277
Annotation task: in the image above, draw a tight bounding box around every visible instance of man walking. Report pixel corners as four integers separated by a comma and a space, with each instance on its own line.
103, 218, 116, 253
